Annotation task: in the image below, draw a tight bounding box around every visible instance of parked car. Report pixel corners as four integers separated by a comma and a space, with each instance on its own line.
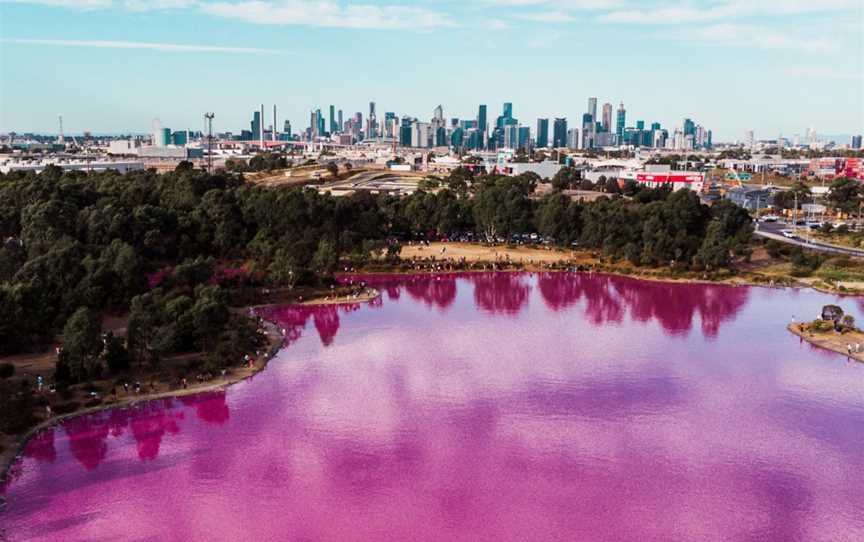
781, 230, 797, 239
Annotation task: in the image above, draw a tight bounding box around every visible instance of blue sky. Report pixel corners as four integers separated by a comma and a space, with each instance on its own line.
0, 0, 862, 142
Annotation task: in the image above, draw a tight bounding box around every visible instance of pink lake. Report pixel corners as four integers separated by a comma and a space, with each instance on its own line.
2, 272, 864, 541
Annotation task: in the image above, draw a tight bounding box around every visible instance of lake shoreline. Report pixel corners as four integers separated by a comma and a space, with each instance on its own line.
1, 268, 858, 501
0, 289, 381, 494
787, 323, 864, 363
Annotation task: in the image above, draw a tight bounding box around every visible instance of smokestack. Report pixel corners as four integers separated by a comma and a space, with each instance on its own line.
260, 104, 265, 147
273, 105, 277, 141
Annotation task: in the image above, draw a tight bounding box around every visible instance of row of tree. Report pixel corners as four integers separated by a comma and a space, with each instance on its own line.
0, 163, 753, 360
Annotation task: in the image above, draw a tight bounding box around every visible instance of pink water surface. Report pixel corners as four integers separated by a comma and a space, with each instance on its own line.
3, 273, 864, 541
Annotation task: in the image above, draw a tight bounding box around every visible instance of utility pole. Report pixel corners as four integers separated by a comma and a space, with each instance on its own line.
204, 113, 215, 174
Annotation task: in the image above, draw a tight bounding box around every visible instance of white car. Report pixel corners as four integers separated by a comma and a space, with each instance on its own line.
760, 215, 780, 223
781, 230, 797, 239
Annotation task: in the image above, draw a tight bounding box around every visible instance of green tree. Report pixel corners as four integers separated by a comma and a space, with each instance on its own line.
827, 177, 861, 213
694, 220, 732, 270
58, 307, 103, 382
312, 238, 338, 276
268, 249, 299, 289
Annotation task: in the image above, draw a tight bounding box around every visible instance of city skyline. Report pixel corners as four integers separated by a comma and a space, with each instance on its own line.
1, 0, 862, 139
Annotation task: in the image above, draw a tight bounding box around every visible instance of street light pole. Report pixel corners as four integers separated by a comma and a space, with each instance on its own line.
204, 113, 215, 174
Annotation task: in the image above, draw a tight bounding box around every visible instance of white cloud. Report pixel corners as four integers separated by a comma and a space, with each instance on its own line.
677, 24, 836, 53
782, 67, 864, 81
3, 0, 113, 7
519, 10, 580, 22
201, 1, 455, 29
598, 0, 860, 24
1, 38, 288, 54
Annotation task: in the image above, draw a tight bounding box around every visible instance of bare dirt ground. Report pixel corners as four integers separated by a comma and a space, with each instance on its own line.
400, 242, 593, 266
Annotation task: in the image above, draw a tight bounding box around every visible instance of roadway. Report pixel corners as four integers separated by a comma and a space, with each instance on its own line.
754, 221, 864, 257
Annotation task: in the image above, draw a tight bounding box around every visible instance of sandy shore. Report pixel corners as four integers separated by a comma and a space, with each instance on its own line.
787, 323, 864, 363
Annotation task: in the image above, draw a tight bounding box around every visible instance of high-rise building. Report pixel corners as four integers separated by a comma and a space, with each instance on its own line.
433, 105, 444, 122
171, 130, 188, 146
451, 127, 464, 150
250, 110, 261, 142
477, 104, 487, 136
683, 118, 695, 137
399, 116, 413, 146
384, 112, 397, 139
518, 126, 531, 151
329, 105, 336, 133
151, 118, 167, 146
503, 124, 519, 149
601, 103, 612, 132
745, 130, 755, 147
851, 135, 862, 149
552, 118, 568, 148
367, 102, 377, 139
567, 128, 580, 150
502, 102, 513, 120
581, 113, 594, 149
536, 118, 549, 148
338, 110, 344, 132
616, 102, 626, 141
316, 109, 325, 138
587, 97, 597, 124
283, 120, 292, 139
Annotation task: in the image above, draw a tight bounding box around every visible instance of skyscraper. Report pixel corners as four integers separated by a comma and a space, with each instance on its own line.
368, 102, 377, 139
552, 118, 568, 148
567, 128, 580, 150
433, 105, 444, 122
616, 102, 626, 141
587, 97, 597, 124
853, 135, 863, 149
250, 110, 261, 142
581, 113, 594, 150
329, 105, 336, 134
536, 118, 549, 148
477, 105, 487, 133
601, 103, 612, 132
502, 102, 513, 120
315, 109, 323, 138
338, 110, 343, 133
683, 118, 695, 137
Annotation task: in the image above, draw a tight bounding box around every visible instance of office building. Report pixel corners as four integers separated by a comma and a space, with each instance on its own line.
616, 102, 626, 140
338, 110, 343, 132
367, 102, 377, 139
536, 118, 549, 148
250, 111, 261, 142
587, 97, 597, 124
581, 113, 594, 149
851, 135, 862, 149
171, 130, 188, 146
683, 118, 695, 138
567, 128, 580, 150
552, 118, 567, 148
477, 104, 487, 138
601, 103, 612, 132
329, 105, 336, 134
